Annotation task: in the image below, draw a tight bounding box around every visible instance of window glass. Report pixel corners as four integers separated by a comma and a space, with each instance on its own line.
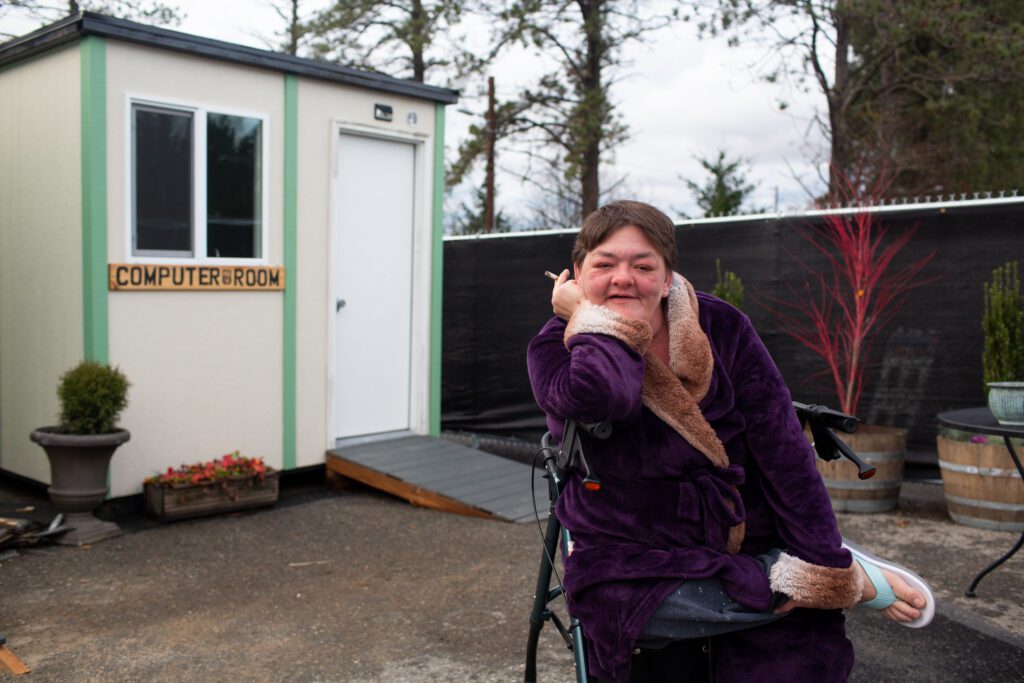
207, 113, 263, 258
134, 106, 193, 254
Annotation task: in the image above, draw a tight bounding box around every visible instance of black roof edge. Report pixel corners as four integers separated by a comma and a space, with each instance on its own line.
0, 11, 459, 105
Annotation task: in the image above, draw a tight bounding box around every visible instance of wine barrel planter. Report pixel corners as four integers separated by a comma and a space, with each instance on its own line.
937, 435, 1024, 532
812, 425, 907, 513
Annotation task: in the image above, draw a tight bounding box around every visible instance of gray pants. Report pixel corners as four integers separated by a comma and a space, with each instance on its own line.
636, 550, 787, 648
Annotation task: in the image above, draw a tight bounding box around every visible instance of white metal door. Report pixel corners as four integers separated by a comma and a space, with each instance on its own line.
332, 133, 416, 439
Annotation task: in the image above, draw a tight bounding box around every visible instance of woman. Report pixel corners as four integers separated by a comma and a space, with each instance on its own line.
527, 201, 931, 682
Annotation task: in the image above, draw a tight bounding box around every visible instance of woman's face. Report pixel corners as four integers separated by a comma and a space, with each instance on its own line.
574, 225, 672, 325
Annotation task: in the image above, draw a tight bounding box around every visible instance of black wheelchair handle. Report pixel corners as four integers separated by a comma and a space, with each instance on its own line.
554, 420, 611, 492
793, 401, 859, 434
793, 401, 876, 480
578, 421, 612, 440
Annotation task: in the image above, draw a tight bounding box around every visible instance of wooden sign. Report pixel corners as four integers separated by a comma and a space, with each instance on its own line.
108, 264, 285, 291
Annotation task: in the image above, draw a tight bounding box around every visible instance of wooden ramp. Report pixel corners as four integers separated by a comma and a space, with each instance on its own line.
326, 435, 547, 523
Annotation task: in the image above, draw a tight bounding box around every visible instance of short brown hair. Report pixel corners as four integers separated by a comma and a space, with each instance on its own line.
572, 200, 677, 272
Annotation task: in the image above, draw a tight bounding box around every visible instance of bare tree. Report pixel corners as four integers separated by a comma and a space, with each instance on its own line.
687, 0, 1024, 198
482, 0, 681, 217
686, 1, 865, 196
522, 154, 630, 230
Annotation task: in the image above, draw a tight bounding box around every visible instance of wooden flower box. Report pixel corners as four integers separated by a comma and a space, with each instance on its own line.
144, 471, 280, 521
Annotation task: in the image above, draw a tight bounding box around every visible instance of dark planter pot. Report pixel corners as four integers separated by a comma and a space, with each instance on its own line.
29, 426, 131, 546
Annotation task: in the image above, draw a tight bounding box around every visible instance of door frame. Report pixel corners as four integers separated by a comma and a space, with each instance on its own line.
326, 121, 431, 446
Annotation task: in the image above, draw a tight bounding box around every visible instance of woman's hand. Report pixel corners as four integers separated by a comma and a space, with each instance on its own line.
551, 269, 588, 320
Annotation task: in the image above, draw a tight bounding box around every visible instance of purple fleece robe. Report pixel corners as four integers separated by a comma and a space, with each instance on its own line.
527, 292, 855, 682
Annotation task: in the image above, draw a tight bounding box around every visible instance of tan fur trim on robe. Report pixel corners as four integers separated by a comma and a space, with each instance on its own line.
665, 274, 714, 403
641, 355, 728, 468
639, 274, 725, 467
639, 273, 745, 552
725, 523, 745, 555
769, 552, 864, 609
564, 303, 653, 354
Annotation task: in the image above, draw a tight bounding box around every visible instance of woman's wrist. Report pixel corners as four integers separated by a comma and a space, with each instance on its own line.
564, 303, 653, 353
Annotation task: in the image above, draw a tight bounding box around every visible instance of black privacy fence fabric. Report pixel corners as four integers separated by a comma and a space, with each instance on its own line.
441, 202, 1024, 454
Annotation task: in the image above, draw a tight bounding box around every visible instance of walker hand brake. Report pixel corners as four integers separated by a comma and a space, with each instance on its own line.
559, 420, 611, 492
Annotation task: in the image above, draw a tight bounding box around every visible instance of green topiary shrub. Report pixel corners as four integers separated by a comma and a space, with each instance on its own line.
711, 258, 744, 310
57, 361, 130, 434
982, 261, 1024, 386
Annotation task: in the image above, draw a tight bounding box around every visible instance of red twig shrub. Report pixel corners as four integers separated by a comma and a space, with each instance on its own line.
769, 176, 936, 416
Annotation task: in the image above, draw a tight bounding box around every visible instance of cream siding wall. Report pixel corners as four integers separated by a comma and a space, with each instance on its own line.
0, 36, 443, 492
0, 46, 83, 483
294, 79, 436, 467
105, 43, 284, 495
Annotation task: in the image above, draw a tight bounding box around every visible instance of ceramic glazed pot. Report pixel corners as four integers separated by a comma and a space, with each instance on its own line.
987, 382, 1024, 426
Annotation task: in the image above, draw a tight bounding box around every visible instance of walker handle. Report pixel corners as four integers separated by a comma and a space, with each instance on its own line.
793, 402, 876, 479
559, 420, 612, 492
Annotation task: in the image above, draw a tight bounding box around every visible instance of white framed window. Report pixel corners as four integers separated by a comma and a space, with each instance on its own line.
127, 96, 270, 263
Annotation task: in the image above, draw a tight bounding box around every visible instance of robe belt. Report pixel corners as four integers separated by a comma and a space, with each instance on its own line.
677, 464, 746, 552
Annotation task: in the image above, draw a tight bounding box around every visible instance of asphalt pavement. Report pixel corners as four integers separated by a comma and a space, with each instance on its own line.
1, 473, 1022, 682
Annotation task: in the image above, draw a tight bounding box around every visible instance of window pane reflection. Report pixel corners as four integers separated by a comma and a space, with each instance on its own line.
207, 113, 262, 258
134, 106, 193, 253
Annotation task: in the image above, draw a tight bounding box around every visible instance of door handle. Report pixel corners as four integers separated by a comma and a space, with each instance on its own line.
336, 298, 346, 312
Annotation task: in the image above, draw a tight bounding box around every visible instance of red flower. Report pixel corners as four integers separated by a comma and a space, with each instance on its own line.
146, 451, 272, 487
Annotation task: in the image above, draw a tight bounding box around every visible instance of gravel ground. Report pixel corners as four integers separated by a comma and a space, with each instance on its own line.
1, 481, 1022, 682
1, 490, 574, 682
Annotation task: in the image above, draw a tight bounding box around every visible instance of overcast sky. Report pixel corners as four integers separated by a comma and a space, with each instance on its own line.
4, 1, 830, 224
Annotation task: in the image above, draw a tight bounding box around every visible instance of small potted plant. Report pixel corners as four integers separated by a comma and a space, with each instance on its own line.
937, 261, 1024, 531
711, 259, 744, 310
30, 360, 131, 545
143, 451, 279, 522
983, 261, 1024, 424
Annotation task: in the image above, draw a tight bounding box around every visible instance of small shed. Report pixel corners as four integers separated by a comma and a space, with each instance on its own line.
0, 12, 458, 496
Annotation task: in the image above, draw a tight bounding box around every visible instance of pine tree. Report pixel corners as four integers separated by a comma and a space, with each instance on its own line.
679, 151, 758, 218
305, 0, 476, 84
1, 0, 183, 38
476, 1, 681, 218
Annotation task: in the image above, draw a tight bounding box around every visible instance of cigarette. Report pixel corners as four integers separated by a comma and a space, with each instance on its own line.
544, 271, 560, 281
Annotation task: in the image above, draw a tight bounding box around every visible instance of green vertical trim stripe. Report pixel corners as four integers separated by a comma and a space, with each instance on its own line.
282, 74, 298, 470
429, 103, 446, 437
80, 36, 108, 363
